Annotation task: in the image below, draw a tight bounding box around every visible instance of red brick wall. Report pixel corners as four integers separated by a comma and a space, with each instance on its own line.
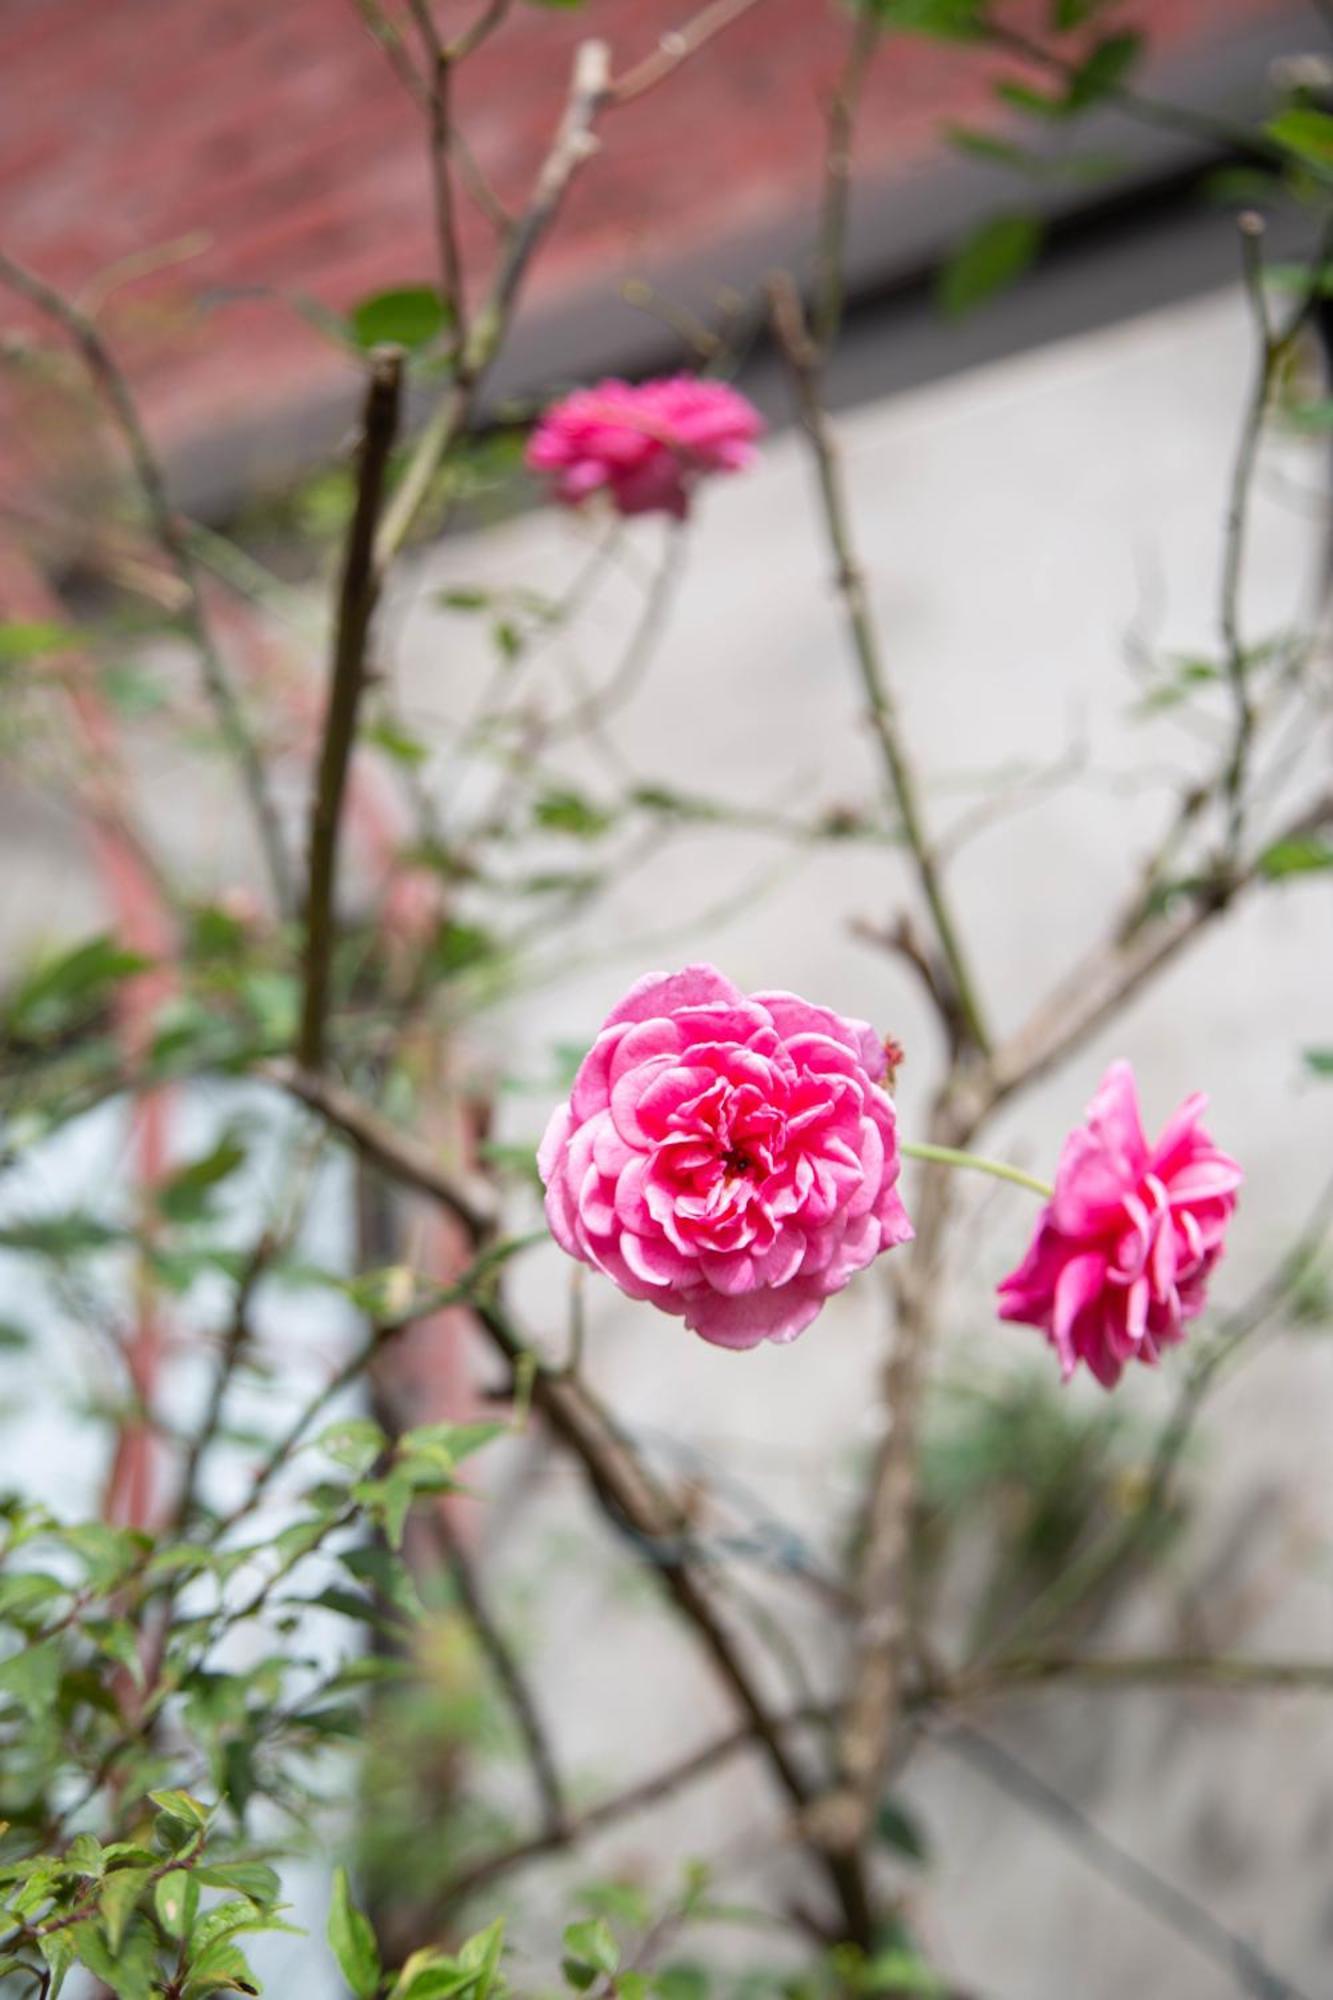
0, 0, 1291, 479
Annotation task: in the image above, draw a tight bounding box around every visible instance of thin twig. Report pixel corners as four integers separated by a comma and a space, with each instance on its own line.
541, 521, 687, 741
609, 0, 766, 105
985, 787, 1333, 1105
298, 347, 404, 1072
0, 251, 295, 915
766, 272, 990, 1057
471, 1296, 875, 1946
405, 0, 468, 350
813, 5, 879, 353
264, 1057, 500, 1238
443, 1704, 825, 1907
373, 40, 611, 578
936, 1722, 1308, 2000
975, 1654, 1333, 1698
1220, 214, 1272, 856
427, 1508, 569, 1837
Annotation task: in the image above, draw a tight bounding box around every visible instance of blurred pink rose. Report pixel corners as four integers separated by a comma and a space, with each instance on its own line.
538, 964, 913, 1349
525, 376, 763, 519
997, 1062, 1241, 1388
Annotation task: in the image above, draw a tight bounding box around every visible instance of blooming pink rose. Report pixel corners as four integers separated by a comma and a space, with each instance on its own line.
525, 376, 763, 520
538, 965, 913, 1349
997, 1062, 1241, 1388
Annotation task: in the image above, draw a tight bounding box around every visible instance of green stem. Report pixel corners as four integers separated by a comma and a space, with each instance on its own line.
900, 1139, 1052, 1201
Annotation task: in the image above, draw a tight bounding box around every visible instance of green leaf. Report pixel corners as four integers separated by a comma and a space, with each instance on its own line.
193, 1860, 280, 1906
317, 1418, 388, 1476
156, 1137, 247, 1225
37, 1927, 76, 1998
995, 78, 1068, 121
365, 717, 431, 768
1258, 835, 1333, 879
1050, 0, 1114, 24
0, 1637, 63, 1718
0, 1570, 64, 1619
101, 1867, 153, 1955
0, 620, 73, 666
863, 0, 983, 37
874, 1795, 931, 1865
533, 788, 615, 839
1267, 107, 1333, 172
1065, 31, 1143, 110
71, 1919, 158, 2000
938, 213, 1044, 316
1303, 1048, 1333, 1077
652, 1968, 710, 2000
156, 1868, 200, 1940
8, 934, 148, 1037
457, 1916, 506, 1997
433, 920, 497, 978
149, 1788, 211, 1830
562, 1917, 619, 1987
0, 1317, 32, 1351
328, 1864, 382, 2000
351, 285, 449, 351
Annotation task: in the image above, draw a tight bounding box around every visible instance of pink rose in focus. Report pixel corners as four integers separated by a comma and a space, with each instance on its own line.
538, 965, 913, 1349
525, 376, 764, 520
997, 1062, 1241, 1388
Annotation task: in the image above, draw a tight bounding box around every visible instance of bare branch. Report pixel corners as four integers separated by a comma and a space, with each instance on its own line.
298, 347, 404, 1072
264, 1058, 501, 1239
0, 250, 295, 914
427, 1509, 568, 1838
610, 0, 766, 106
444, 1703, 825, 1908
373, 40, 611, 577
986, 787, 1333, 1106
767, 272, 991, 1057
813, 5, 879, 353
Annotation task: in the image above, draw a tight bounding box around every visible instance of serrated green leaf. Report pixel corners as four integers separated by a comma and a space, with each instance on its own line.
328, 1865, 381, 1999
938, 213, 1044, 316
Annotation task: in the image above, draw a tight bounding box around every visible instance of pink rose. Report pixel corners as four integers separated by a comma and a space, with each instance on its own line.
997, 1062, 1241, 1388
525, 376, 764, 520
538, 965, 913, 1349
